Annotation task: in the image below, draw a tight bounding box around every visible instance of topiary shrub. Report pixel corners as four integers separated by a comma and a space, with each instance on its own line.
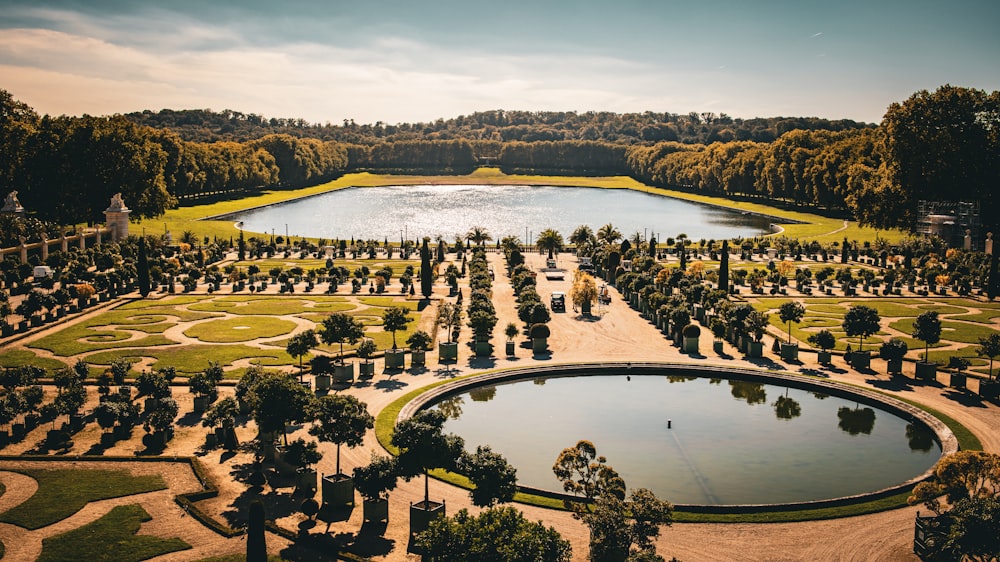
879, 338, 909, 362
682, 324, 701, 338
529, 323, 550, 339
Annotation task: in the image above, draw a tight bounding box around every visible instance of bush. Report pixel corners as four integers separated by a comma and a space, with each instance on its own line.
879, 338, 909, 361
682, 324, 701, 338
529, 323, 550, 339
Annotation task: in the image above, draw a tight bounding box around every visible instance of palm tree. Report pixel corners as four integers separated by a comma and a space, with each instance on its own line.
597, 223, 622, 246
466, 226, 493, 247
536, 228, 564, 259
569, 225, 594, 248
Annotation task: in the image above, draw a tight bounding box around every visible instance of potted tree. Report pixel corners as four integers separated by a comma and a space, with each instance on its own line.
391, 410, 464, 536
977, 333, 1000, 398
309, 355, 333, 391
437, 303, 461, 361
809, 329, 837, 365
203, 397, 239, 449
529, 323, 550, 355
354, 454, 398, 524
947, 356, 970, 390
682, 323, 701, 354
468, 309, 497, 358
407, 330, 431, 367
912, 311, 941, 381
285, 329, 318, 380
309, 394, 375, 507
710, 317, 726, 354
189, 371, 215, 414
382, 306, 412, 369
744, 310, 769, 358
842, 305, 881, 370
143, 397, 178, 449
504, 322, 519, 356
879, 338, 908, 376
357, 338, 377, 377
320, 312, 365, 383
571, 270, 598, 316
778, 301, 805, 361
282, 437, 323, 492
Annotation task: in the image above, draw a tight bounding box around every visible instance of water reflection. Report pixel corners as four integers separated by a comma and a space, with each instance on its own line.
729, 380, 767, 405
837, 407, 876, 435
469, 386, 497, 402
773, 394, 802, 420
813, 392, 830, 400
667, 375, 698, 384
906, 423, 935, 452
436, 395, 464, 419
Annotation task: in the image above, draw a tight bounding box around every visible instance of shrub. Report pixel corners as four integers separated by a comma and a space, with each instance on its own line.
529, 323, 550, 339
879, 338, 909, 362
682, 324, 701, 338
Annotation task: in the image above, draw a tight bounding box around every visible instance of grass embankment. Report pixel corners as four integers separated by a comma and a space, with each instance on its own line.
0, 468, 166, 529
136, 168, 903, 246
373, 366, 981, 523
37, 504, 190, 562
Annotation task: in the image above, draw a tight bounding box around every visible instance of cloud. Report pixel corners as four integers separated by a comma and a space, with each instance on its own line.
810, 32, 823, 38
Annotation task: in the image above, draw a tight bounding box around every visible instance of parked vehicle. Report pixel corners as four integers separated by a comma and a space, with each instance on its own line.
551, 292, 566, 312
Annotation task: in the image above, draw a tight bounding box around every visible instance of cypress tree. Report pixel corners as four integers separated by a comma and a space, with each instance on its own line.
719, 240, 729, 293
137, 237, 150, 297
247, 500, 267, 562
421, 237, 433, 298
841, 237, 849, 264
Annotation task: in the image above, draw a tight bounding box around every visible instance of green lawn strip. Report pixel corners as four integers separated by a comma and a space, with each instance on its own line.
358, 296, 420, 309
37, 504, 190, 562
119, 295, 210, 308
889, 318, 997, 345
183, 317, 297, 343
190, 298, 338, 316
375, 365, 979, 523
85, 344, 296, 375
0, 349, 67, 370
924, 347, 985, 365
29, 323, 175, 356
949, 309, 1000, 324
0, 469, 166, 530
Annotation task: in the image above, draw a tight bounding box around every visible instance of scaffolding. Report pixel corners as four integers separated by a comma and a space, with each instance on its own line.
915, 200, 982, 249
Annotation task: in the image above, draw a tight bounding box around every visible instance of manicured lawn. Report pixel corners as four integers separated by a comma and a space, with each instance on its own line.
0, 469, 166, 530
37, 504, 190, 562
183, 316, 297, 343
85, 344, 297, 376
0, 349, 68, 371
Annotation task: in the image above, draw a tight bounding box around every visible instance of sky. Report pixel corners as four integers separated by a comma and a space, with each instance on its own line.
1, 0, 998, 125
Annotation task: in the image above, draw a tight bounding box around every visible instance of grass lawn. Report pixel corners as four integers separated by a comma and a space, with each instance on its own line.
134, 168, 905, 245
0, 349, 68, 371
0, 469, 166, 530
37, 504, 190, 562
183, 316, 297, 343
85, 344, 297, 376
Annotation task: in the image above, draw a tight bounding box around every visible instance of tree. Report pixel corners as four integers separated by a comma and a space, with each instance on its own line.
977, 333, 1000, 380
778, 301, 805, 344
718, 239, 729, 291
248, 372, 315, 445
459, 445, 518, 507
743, 309, 769, 343
420, 237, 433, 298
285, 329, 318, 374
842, 305, 881, 352
392, 409, 465, 506
407, 329, 432, 351
308, 394, 374, 476
912, 310, 942, 361
808, 328, 837, 352
137, 236, 150, 297
910, 450, 1000, 516
552, 441, 673, 561
537, 228, 564, 260
437, 302, 463, 343
571, 270, 598, 314
382, 306, 412, 350
319, 312, 365, 363
353, 453, 399, 502
597, 223, 622, 246
417, 506, 572, 562
466, 226, 493, 247
247, 500, 267, 562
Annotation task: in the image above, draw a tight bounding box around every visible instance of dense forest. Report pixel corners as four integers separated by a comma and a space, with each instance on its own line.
0, 85, 996, 235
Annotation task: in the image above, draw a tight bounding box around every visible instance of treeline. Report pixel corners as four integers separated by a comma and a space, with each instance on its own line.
125, 107, 872, 145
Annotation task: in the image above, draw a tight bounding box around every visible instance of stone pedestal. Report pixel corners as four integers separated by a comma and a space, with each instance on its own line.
103, 193, 130, 241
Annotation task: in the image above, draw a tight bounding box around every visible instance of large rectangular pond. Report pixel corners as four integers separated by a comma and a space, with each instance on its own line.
433, 374, 940, 506
224, 184, 777, 241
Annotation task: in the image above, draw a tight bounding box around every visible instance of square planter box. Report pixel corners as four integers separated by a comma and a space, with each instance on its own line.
439, 342, 458, 361
712, 340, 724, 354
193, 395, 211, 413
359, 361, 376, 377
363, 498, 389, 523
333, 363, 355, 383
314, 373, 331, 391
410, 500, 445, 536
384, 349, 406, 369
475, 341, 492, 357
915, 361, 937, 382
411, 350, 426, 366
780, 343, 798, 362
532, 337, 548, 354
506, 341, 516, 356
322, 474, 355, 506
296, 469, 318, 493
980, 379, 1000, 400
851, 350, 871, 370
747, 341, 763, 358
950, 372, 967, 390
886, 358, 903, 375
682, 336, 699, 354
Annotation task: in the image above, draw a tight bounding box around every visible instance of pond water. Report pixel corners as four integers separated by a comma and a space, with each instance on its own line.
433, 374, 940, 505
226, 184, 775, 242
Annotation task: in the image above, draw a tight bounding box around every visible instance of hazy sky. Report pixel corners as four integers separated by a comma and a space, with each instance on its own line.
1, 0, 998, 125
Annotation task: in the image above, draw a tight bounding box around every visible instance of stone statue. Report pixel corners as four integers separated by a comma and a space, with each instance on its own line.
1, 191, 24, 214
106, 192, 128, 211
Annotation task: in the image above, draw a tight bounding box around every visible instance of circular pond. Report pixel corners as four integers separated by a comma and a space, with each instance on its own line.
421, 367, 949, 506
225, 184, 777, 241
